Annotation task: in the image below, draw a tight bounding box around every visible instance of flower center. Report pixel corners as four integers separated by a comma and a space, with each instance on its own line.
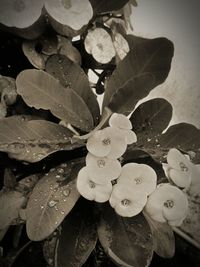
164, 199, 174, 208
102, 138, 111, 146
88, 180, 96, 189
121, 199, 131, 206
97, 159, 106, 168
134, 177, 142, 185
13, 0, 26, 12
97, 43, 104, 51
179, 162, 188, 172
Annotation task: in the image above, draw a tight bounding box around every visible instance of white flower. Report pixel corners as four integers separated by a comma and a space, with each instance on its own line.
145, 183, 188, 226
109, 113, 132, 130
76, 167, 112, 203
86, 127, 127, 159
109, 184, 147, 217
117, 163, 157, 196
86, 153, 121, 184
164, 148, 193, 189
84, 28, 116, 64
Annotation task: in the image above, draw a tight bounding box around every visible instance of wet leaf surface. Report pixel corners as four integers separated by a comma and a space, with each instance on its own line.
16, 69, 94, 131
0, 116, 82, 162
26, 158, 84, 241
98, 204, 153, 267
55, 198, 97, 267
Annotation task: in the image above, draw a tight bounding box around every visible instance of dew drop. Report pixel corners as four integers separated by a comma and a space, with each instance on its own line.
62, 188, 70, 197
57, 168, 64, 174
48, 200, 59, 207
40, 205, 44, 209
61, 211, 65, 215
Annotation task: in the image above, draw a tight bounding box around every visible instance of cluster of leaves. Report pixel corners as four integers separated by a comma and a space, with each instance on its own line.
0, 1, 200, 267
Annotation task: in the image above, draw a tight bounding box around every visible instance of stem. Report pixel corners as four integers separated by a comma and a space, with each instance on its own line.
173, 227, 200, 250
73, 107, 113, 140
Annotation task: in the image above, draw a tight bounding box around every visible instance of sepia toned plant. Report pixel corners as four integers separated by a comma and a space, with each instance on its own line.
0, 1, 199, 267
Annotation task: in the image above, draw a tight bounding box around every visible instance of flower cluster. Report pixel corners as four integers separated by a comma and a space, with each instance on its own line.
77, 117, 192, 227
163, 148, 200, 195
76, 113, 137, 202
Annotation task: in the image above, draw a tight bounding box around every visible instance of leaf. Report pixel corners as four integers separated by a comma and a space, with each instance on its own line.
98, 205, 153, 267
144, 213, 175, 258
102, 37, 174, 113
108, 73, 154, 114
46, 54, 100, 125
16, 69, 94, 132
0, 190, 26, 229
0, 116, 82, 162
130, 98, 173, 138
26, 158, 84, 241
89, 0, 129, 14
55, 199, 97, 267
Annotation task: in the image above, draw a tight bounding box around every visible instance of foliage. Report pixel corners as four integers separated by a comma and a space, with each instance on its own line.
0, 1, 199, 267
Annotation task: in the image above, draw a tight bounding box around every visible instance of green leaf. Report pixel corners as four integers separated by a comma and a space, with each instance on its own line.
0, 116, 82, 162
16, 69, 94, 132
46, 54, 100, 125
144, 213, 175, 258
0, 190, 26, 229
130, 98, 173, 138
98, 205, 153, 267
55, 199, 97, 267
26, 158, 84, 241
102, 37, 174, 114
89, 0, 129, 14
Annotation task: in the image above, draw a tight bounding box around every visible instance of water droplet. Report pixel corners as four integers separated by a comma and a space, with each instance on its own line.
56, 175, 61, 179
62, 188, 70, 197
40, 205, 44, 209
54, 205, 59, 211
48, 200, 59, 207
34, 198, 38, 202
61, 211, 65, 215
57, 168, 64, 174
55, 221, 58, 225
61, 163, 67, 168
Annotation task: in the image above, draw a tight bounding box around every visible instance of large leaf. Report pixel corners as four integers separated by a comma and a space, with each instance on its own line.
0, 116, 82, 162
98, 205, 153, 267
144, 213, 175, 258
0, 190, 26, 229
46, 54, 100, 125
55, 199, 97, 267
102, 37, 174, 113
89, 0, 129, 14
16, 69, 94, 132
26, 158, 84, 241
130, 98, 173, 139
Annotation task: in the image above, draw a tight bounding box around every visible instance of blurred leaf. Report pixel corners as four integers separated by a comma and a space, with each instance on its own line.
55, 199, 97, 267
16, 69, 94, 132
0, 116, 82, 162
0, 190, 26, 229
102, 37, 174, 114
98, 205, 153, 267
131, 98, 173, 138
26, 158, 84, 241
89, 0, 129, 14
144, 213, 175, 258
46, 54, 100, 125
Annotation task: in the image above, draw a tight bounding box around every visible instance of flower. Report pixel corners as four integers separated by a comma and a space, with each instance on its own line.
77, 167, 112, 203
86, 127, 127, 159
109, 184, 147, 217
86, 153, 121, 184
117, 163, 157, 196
84, 28, 116, 64
163, 148, 193, 189
144, 183, 188, 226
109, 113, 137, 145
109, 113, 132, 130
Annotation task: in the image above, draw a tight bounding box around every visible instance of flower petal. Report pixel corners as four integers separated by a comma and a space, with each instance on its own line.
109, 113, 132, 130
167, 148, 192, 172
86, 129, 111, 157
168, 168, 191, 189
86, 153, 121, 184
118, 163, 157, 196
109, 184, 147, 217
